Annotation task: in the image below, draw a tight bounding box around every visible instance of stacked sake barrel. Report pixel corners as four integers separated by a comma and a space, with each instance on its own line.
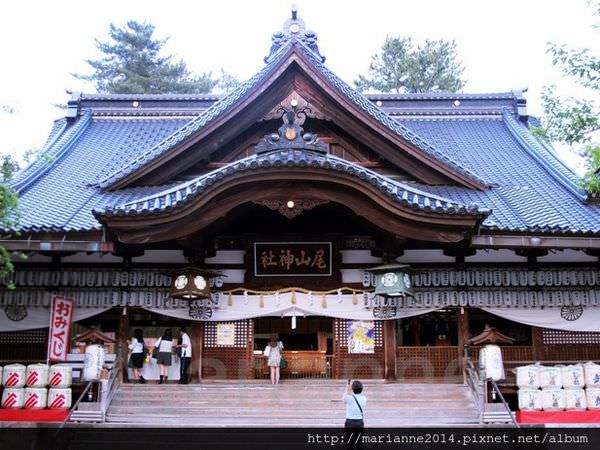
517, 362, 600, 412
1, 363, 72, 410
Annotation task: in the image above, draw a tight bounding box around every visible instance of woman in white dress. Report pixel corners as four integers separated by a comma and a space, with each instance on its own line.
265, 333, 284, 385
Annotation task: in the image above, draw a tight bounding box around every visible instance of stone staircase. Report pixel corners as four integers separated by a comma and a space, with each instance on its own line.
105, 380, 480, 427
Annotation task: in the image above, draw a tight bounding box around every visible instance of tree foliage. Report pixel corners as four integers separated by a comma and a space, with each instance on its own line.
355, 36, 466, 93
0, 184, 19, 288
535, 2, 600, 194
0, 106, 20, 287
75, 20, 237, 94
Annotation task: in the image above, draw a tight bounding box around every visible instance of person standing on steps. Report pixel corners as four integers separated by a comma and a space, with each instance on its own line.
342, 379, 366, 450
127, 328, 146, 384
155, 328, 174, 384
264, 333, 283, 385
177, 327, 192, 384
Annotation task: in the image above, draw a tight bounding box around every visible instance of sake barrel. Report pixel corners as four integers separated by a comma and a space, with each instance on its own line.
586, 388, 600, 410
83, 344, 105, 381
479, 344, 505, 381
1, 388, 25, 409
541, 389, 565, 411
26, 363, 49, 387
2, 363, 26, 388
517, 388, 541, 411
47, 388, 71, 410
565, 389, 587, 410
539, 366, 562, 389
48, 364, 72, 388
0, 366, 3, 385
516, 365, 540, 388
562, 364, 585, 389
23, 387, 47, 410
584, 362, 600, 387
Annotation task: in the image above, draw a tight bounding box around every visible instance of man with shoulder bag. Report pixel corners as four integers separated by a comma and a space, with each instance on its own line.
342, 379, 366, 450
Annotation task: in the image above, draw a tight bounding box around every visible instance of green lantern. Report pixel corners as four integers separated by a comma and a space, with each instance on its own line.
366, 264, 414, 297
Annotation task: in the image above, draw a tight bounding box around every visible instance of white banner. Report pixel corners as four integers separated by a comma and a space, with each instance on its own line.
482, 307, 600, 332
0, 306, 110, 332
47, 296, 74, 361
145, 291, 437, 321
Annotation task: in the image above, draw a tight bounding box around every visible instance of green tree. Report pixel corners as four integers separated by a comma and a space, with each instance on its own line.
0, 184, 19, 288
1, 154, 20, 182
75, 20, 219, 94
0, 106, 20, 288
535, 2, 600, 194
355, 36, 466, 93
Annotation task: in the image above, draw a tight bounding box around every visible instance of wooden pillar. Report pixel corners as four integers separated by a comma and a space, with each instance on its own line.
383, 320, 397, 381
411, 317, 422, 346
532, 326, 544, 361
118, 307, 129, 382
457, 307, 470, 357
190, 321, 204, 383
457, 307, 470, 380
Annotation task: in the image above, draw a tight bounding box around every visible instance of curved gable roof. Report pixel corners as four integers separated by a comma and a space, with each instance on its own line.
96, 150, 489, 219
96, 39, 488, 191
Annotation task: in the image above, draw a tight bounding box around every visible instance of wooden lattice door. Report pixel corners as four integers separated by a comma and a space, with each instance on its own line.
333, 319, 384, 379
202, 320, 254, 379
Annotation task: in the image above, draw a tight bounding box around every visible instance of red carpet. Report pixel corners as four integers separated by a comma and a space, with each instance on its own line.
0, 409, 68, 422
517, 410, 600, 424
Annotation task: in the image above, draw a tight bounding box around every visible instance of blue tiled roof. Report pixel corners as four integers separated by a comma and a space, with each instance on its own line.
96, 40, 487, 190
9, 117, 189, 232
397, 115, 600, 234
5, 40, 600, 236
95, 149, 488, 219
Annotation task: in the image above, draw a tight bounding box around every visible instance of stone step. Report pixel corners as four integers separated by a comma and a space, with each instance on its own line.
106, 382, 480, 426
110, 399, 473, 408
104, 415, 481, 426
117, 383, 469, 390
113, 391, 471, 400
107, 405, 477, 415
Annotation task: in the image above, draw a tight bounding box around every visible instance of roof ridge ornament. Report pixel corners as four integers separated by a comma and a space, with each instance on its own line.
256, 100, 327, 154
264, 5, 325, 63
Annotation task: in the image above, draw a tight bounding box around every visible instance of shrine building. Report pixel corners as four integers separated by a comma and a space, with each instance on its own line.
2, 11, 600, 385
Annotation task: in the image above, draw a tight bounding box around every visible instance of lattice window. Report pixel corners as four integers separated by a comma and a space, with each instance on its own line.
542, 329, 600, 345
203, 320, 252, 348
0, 329, 47, 344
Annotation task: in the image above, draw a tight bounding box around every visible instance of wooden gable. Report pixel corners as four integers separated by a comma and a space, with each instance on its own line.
105, 46, 487, 191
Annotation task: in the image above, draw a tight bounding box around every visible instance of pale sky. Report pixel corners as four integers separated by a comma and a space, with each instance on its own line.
1, 0, 598, 172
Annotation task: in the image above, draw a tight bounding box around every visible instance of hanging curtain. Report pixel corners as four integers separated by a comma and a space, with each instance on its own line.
144, 292, 437, 321
0, 306, 110, 332
481, 307, 600, 332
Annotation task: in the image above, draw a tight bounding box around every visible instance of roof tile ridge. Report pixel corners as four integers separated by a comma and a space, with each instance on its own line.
502, 109, 587, 201
7, 119, 68, 189
96, 41, 294, 189
9, 111, 93, 194
98, 150, 489, 218
366, 92, 515, 101
295, 43, 489, 188
81, 93, 222, 101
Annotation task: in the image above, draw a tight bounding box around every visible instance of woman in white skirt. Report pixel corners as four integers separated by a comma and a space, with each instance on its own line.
264, 333, 284, 385
154, 329, 174, 384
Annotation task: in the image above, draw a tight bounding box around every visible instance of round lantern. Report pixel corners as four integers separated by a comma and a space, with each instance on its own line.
49, 364, 73, 388
48, 388, 72, 409
2, 388, 25, 409
24, 387, 47, 410
2, 364, 26, 388
26, 363, 49, 387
